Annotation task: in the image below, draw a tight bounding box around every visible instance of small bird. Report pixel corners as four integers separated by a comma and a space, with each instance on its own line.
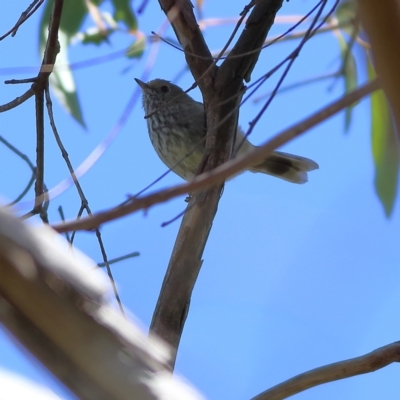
135, 78, 318, 183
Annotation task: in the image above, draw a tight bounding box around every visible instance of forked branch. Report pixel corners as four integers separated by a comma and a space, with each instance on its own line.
146, 0, 287, 370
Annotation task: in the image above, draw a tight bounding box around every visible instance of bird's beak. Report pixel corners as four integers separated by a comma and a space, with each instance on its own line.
135, 78, 150, 91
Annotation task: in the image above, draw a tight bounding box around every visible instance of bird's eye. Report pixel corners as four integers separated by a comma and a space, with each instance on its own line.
160, 85, 169, 93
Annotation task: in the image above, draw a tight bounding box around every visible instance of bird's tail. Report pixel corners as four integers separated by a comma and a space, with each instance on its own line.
249, 150, 319, 184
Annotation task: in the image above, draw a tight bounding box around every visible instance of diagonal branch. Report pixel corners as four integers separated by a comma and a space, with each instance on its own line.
0, 207, 203, 400
150, 186, 221, 370
45, 87, 125, 315
0, 89, 35, 112
52, 78, 380, 234
0, 0, 44, 41
252, 342, 400, 400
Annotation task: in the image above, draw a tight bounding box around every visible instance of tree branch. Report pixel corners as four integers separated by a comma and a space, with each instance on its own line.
149, 186, 221, 369
252, 342, 400, 400
0, 207, 204, 400
148, 0, 286, 369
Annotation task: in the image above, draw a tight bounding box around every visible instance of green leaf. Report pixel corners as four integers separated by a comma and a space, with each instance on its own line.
368, 60, 400, 217
111, 0, 137, 31
336, 34, 358, 131
49, 31, 86, 128
39, 0, 138, 126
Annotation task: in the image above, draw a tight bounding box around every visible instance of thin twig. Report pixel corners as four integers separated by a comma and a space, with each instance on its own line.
0, 16, 350, 79
161, 208, 188, 227
151, 4, 321, 64
243, 0, 334, 142
0, 0, 44, 40
137, 0, 150, 14
0, 89, 35, 112
95, 228, 126, 317
253, 72, 338, 103
5, 78, 36, 84
97, 252, 140, 268
70, 204, 85, 245
57, 206, 71, 243
45, 87, 126, 317
0, 136, 37, 205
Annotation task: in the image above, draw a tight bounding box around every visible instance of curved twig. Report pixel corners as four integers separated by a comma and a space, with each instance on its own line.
252, 342, 400, 400
0, 88, 35, 112
0, 136, 36, 205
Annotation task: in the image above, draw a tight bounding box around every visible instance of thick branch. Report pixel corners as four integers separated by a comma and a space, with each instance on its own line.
252, 342, 400, 400
0, 207, 203, 400
149, 0, 286, 369
150, 187, 221, 369
146, 0, 277, 369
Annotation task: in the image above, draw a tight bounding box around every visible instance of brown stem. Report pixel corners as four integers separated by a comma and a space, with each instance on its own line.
148, 0, 285, 369
150, 187, 221, 369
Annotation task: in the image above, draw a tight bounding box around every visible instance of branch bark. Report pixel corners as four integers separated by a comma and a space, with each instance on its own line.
0, 207, 204, 400
252, 342, 400, 400
149, 0, 284, 369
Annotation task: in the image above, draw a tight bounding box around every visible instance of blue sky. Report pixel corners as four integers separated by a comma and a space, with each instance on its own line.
0, 0, 399, 399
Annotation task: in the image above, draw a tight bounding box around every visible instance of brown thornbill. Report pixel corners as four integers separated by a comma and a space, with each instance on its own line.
136, 78, 318, 183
